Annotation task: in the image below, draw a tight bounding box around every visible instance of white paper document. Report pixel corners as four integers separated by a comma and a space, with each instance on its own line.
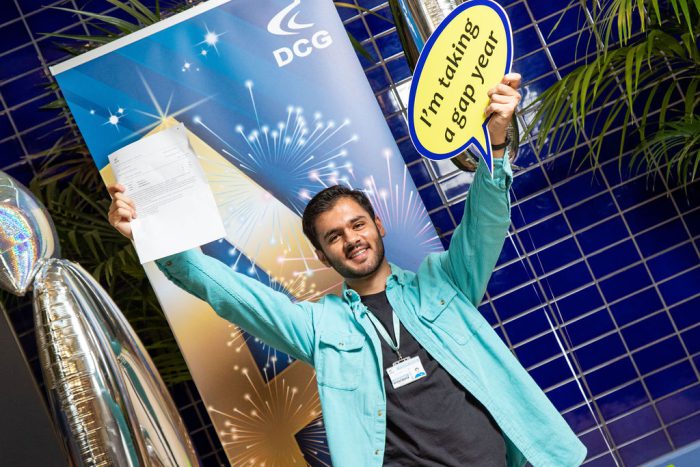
109, 123, 225, 263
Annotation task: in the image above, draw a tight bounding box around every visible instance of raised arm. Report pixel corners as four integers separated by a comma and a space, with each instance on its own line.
155, 249, 316, 364
441, 73, 520, 305
442, 154, 512, 305
107, 183, 316, 365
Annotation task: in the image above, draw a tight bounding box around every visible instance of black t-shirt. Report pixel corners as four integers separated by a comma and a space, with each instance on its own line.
361, 290, 506, 467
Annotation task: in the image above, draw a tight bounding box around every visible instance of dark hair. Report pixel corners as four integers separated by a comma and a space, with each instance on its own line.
302, 185, 376, 250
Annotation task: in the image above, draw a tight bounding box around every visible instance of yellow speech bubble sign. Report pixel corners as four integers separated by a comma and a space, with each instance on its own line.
407, 0, 513, 173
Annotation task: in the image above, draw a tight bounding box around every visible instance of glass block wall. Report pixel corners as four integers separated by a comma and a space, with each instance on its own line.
1, 0, 698, 466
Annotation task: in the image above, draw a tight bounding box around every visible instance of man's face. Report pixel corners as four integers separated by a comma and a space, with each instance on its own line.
313, 197, 386, 280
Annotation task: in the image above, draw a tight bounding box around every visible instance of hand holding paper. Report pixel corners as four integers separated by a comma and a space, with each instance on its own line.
107, 183, 136, 239
107, 123, 226, 263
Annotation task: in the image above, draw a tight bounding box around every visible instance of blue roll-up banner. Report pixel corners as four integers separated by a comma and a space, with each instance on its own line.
51, 0, 441, 463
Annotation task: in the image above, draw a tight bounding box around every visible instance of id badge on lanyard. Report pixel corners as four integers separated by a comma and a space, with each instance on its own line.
365, 309, 428, 389
386, 355, 427, 389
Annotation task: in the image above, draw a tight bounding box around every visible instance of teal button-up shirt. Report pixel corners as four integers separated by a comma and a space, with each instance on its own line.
156, 154, 587, 467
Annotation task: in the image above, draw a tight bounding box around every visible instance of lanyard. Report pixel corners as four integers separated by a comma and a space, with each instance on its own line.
366, 310, 402, 360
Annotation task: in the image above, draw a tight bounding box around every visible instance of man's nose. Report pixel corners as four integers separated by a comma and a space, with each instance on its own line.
344, 230, 361, 247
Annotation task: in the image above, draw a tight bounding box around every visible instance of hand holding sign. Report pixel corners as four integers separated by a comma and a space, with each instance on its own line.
485, 72, 521, 152
408, 0, 515, 174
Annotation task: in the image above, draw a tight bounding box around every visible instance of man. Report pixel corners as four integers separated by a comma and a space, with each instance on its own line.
108, 73, 586, 466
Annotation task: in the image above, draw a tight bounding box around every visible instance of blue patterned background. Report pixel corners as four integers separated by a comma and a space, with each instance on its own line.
1, 0, 699, 466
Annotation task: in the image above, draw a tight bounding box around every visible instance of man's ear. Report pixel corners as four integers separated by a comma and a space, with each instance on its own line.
316, 248, 330, 267
374, 216, 386, 237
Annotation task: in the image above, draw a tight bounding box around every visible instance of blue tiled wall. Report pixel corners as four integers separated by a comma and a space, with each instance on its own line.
1, 1, 698, 466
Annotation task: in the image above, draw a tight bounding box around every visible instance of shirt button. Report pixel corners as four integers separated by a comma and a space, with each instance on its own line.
374, 449, 380, 455
165, 261, 173, 266
377, 410, 383, 416
439, 299, 445, 305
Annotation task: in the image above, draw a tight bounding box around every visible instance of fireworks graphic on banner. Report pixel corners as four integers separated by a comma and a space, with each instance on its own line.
197, 25, 225, 54
227, 327, 293, 376
104, 107, 126, 129
201, 164, 338, 293
193, 80, 356, 215
295, 415, 331, 466
208, 360, 326, 466
128, 74, 210, 138
363, 149, 443, 257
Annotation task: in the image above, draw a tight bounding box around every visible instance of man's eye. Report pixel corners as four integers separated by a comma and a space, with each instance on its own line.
354, 223, 364, 229
328, 235, 339, 243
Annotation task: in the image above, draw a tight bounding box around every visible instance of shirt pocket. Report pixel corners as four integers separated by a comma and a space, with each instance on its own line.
317, 331, 366, 391
419, 289, 474, 345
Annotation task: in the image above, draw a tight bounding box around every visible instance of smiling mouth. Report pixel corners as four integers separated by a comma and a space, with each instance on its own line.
347, 246, 369, 260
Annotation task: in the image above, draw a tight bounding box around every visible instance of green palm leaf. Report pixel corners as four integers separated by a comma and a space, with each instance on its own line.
524, 0, 699, 187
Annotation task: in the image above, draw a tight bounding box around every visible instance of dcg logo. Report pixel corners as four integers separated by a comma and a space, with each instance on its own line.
272, 31, 332, 67
267, 0, 333, 67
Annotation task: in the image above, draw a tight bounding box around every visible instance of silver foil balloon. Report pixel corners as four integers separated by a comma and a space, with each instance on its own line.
0, 171, 59, 295
34, 258, 198, 466
400, 0, 461, 41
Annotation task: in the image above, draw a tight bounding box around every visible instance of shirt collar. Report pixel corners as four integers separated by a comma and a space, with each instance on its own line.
340, 262, 407, 306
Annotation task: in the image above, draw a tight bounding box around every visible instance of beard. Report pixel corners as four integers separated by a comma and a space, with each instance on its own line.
324, 235, 386, 280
